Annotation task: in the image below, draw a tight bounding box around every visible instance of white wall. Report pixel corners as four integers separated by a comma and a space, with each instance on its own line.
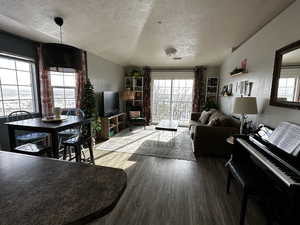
87, 52, 124, 93
219, 1, 300, 128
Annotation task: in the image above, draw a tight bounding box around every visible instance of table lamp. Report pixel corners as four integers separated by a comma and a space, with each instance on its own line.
121, 89, 135, 101
233, 97, 258, 134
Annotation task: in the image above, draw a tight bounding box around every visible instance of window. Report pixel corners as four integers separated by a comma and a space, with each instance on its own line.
50, 71, 76, 108
152, 79, 193, 125
0, 56, 37, 116
278, 77, 296, 101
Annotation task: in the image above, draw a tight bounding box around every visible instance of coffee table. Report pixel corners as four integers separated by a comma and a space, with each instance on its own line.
155, 120, 179, 145
155, 120, 179, 132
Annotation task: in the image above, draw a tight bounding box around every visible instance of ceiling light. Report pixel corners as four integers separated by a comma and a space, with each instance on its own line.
42, 17, 82, 70
165, 47, 177, 57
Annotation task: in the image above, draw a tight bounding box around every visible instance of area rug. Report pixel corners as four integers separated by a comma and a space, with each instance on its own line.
95, 126, 196, 161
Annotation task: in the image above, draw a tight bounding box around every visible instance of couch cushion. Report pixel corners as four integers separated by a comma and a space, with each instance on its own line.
189, 120, 202, 127
198, 110, 212, 124
208, 111, 224, 122
207, 118, 220, 127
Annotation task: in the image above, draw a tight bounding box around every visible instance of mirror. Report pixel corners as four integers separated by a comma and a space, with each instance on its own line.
270, 40, 300, 109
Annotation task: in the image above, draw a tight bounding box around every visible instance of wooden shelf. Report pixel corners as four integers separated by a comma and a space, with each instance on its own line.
100, 113, 127, 139
230, 71, 248, 77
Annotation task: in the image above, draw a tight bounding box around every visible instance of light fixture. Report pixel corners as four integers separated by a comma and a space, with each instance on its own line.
233, 97, 258, 134
121, 89, 135, 101
165, 47, 177, 57
42, 17, 82, 70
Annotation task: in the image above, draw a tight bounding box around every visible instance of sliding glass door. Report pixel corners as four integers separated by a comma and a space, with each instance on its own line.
152, 79, 193, 125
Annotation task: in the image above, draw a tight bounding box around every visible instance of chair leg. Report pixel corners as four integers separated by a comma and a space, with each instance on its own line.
88, 138, 95, 165
240, 190, 248, 225
226, 171, 232, 194
75, 144, 81, 162
63, 145, 67, 160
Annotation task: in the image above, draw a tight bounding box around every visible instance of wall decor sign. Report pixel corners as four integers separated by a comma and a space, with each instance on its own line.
236, 80, 253, 96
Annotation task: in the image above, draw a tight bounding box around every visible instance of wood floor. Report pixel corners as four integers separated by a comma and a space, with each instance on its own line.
89, 150, 266, 225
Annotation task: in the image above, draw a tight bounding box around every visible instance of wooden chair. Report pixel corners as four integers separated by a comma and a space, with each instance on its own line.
7, 111, 50, 156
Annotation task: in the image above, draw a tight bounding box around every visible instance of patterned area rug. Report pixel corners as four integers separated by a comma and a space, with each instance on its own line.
95, 126, 196, 161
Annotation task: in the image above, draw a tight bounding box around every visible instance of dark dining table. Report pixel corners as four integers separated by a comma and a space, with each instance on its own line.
5, 116, 91, 159
0, 150, 127, 225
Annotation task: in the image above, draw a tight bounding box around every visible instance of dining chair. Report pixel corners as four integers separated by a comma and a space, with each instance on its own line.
57, 108, 85, 149
7, 111, 50, 156
61, 109, 95, 164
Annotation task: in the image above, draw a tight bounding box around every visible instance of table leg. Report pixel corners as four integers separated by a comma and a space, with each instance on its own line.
8, 126, 16, 151
51, 132, 59, 159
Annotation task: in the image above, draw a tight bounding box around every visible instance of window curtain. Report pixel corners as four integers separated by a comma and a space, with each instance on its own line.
37, 45, 53, 116
143, 66, 151, 124
75, 51, 87, 108
192, 66, 206, 112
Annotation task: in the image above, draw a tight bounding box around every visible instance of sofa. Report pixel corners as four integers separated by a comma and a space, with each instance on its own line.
189, 109, 239, 157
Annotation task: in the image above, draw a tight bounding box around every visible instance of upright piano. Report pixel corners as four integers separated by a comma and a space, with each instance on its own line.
232, 122, 300, 224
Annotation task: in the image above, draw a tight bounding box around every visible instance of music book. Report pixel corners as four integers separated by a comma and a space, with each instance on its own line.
268, 122, 300, 156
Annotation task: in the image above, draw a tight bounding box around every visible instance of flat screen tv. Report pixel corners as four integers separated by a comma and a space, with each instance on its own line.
98, 91, 120, 117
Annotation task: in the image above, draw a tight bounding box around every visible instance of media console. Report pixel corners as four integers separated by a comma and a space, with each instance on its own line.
100, 112, 126, 139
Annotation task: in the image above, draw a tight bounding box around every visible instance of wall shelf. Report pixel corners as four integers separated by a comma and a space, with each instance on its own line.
230, 71, 248, 77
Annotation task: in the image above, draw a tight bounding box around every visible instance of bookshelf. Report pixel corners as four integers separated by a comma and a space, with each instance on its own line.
205, 77, 219, 103
124, 76, 144, 111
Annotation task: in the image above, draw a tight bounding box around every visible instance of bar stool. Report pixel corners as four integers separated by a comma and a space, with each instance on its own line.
226, 159, 272, 225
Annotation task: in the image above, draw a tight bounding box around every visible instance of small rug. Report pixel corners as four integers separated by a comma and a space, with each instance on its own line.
95, 126, 196, 161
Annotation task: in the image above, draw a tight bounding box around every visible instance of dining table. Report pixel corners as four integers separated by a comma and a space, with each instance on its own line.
5, 115, 92, 159
0, 150, 127, 225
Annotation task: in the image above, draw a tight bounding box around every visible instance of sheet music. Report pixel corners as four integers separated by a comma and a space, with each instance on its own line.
268, 122, 300, 156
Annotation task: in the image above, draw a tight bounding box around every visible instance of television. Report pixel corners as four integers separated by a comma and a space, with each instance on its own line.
98, 91, 120, 117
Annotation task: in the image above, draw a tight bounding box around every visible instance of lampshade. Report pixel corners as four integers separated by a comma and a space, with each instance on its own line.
121, 90, 135, 100
233, 97, 258, 114
42, 43, 82, 70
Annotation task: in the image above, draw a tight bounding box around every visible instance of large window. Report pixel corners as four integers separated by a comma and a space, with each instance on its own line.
0, 56, 37, 116
50, 71, 76, 108
152, 79, 193, 125
278, 77, 296, 101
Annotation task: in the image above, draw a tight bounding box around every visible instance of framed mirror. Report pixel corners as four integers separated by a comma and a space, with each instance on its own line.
270, 40, 300, 109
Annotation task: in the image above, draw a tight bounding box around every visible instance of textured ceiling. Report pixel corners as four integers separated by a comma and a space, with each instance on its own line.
0, 0, 295, 66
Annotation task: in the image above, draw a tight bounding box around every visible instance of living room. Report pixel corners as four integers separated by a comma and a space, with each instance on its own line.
1, 0, 300, 225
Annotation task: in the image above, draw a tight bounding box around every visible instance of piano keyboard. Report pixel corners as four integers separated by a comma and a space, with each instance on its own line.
237, 138, 300, 187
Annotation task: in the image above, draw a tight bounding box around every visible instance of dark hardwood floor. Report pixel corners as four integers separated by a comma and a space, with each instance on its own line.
90, 150, 266, 225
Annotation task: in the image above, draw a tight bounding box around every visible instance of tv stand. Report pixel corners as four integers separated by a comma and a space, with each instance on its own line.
100, 112, 126, 139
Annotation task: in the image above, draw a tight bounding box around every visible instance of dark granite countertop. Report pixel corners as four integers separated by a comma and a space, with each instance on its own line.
0, 151, 127, 225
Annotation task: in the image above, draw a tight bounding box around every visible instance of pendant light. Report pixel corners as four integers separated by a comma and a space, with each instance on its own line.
42, 17, 82, 70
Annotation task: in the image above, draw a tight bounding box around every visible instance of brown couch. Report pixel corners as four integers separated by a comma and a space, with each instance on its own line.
189, 109, 239, 157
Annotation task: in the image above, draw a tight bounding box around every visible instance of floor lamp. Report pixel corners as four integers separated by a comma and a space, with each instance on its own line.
233, 97, 258, 134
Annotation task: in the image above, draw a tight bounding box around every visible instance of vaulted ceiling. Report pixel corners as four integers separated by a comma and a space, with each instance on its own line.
0, 0, 295, 66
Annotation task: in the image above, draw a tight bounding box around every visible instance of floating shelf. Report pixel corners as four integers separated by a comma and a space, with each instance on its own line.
230, 71, 248, 77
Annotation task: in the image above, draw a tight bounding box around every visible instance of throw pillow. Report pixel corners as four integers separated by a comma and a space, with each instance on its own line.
207, 118, 220, 127
198, 110, 212, 124
129, 111, 140, 118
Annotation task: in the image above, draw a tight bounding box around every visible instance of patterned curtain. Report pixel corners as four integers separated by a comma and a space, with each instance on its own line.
143, 66, 151, 124
76, 51, 87, 108
37, 45, 53, 116
192, 66, 206, 112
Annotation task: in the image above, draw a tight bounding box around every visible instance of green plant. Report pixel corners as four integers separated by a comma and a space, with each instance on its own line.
80, 78, 96, 119
80, 78, 101, 138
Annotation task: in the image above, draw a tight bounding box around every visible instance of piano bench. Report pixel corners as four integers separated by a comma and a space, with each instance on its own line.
226, 160, 271, 225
